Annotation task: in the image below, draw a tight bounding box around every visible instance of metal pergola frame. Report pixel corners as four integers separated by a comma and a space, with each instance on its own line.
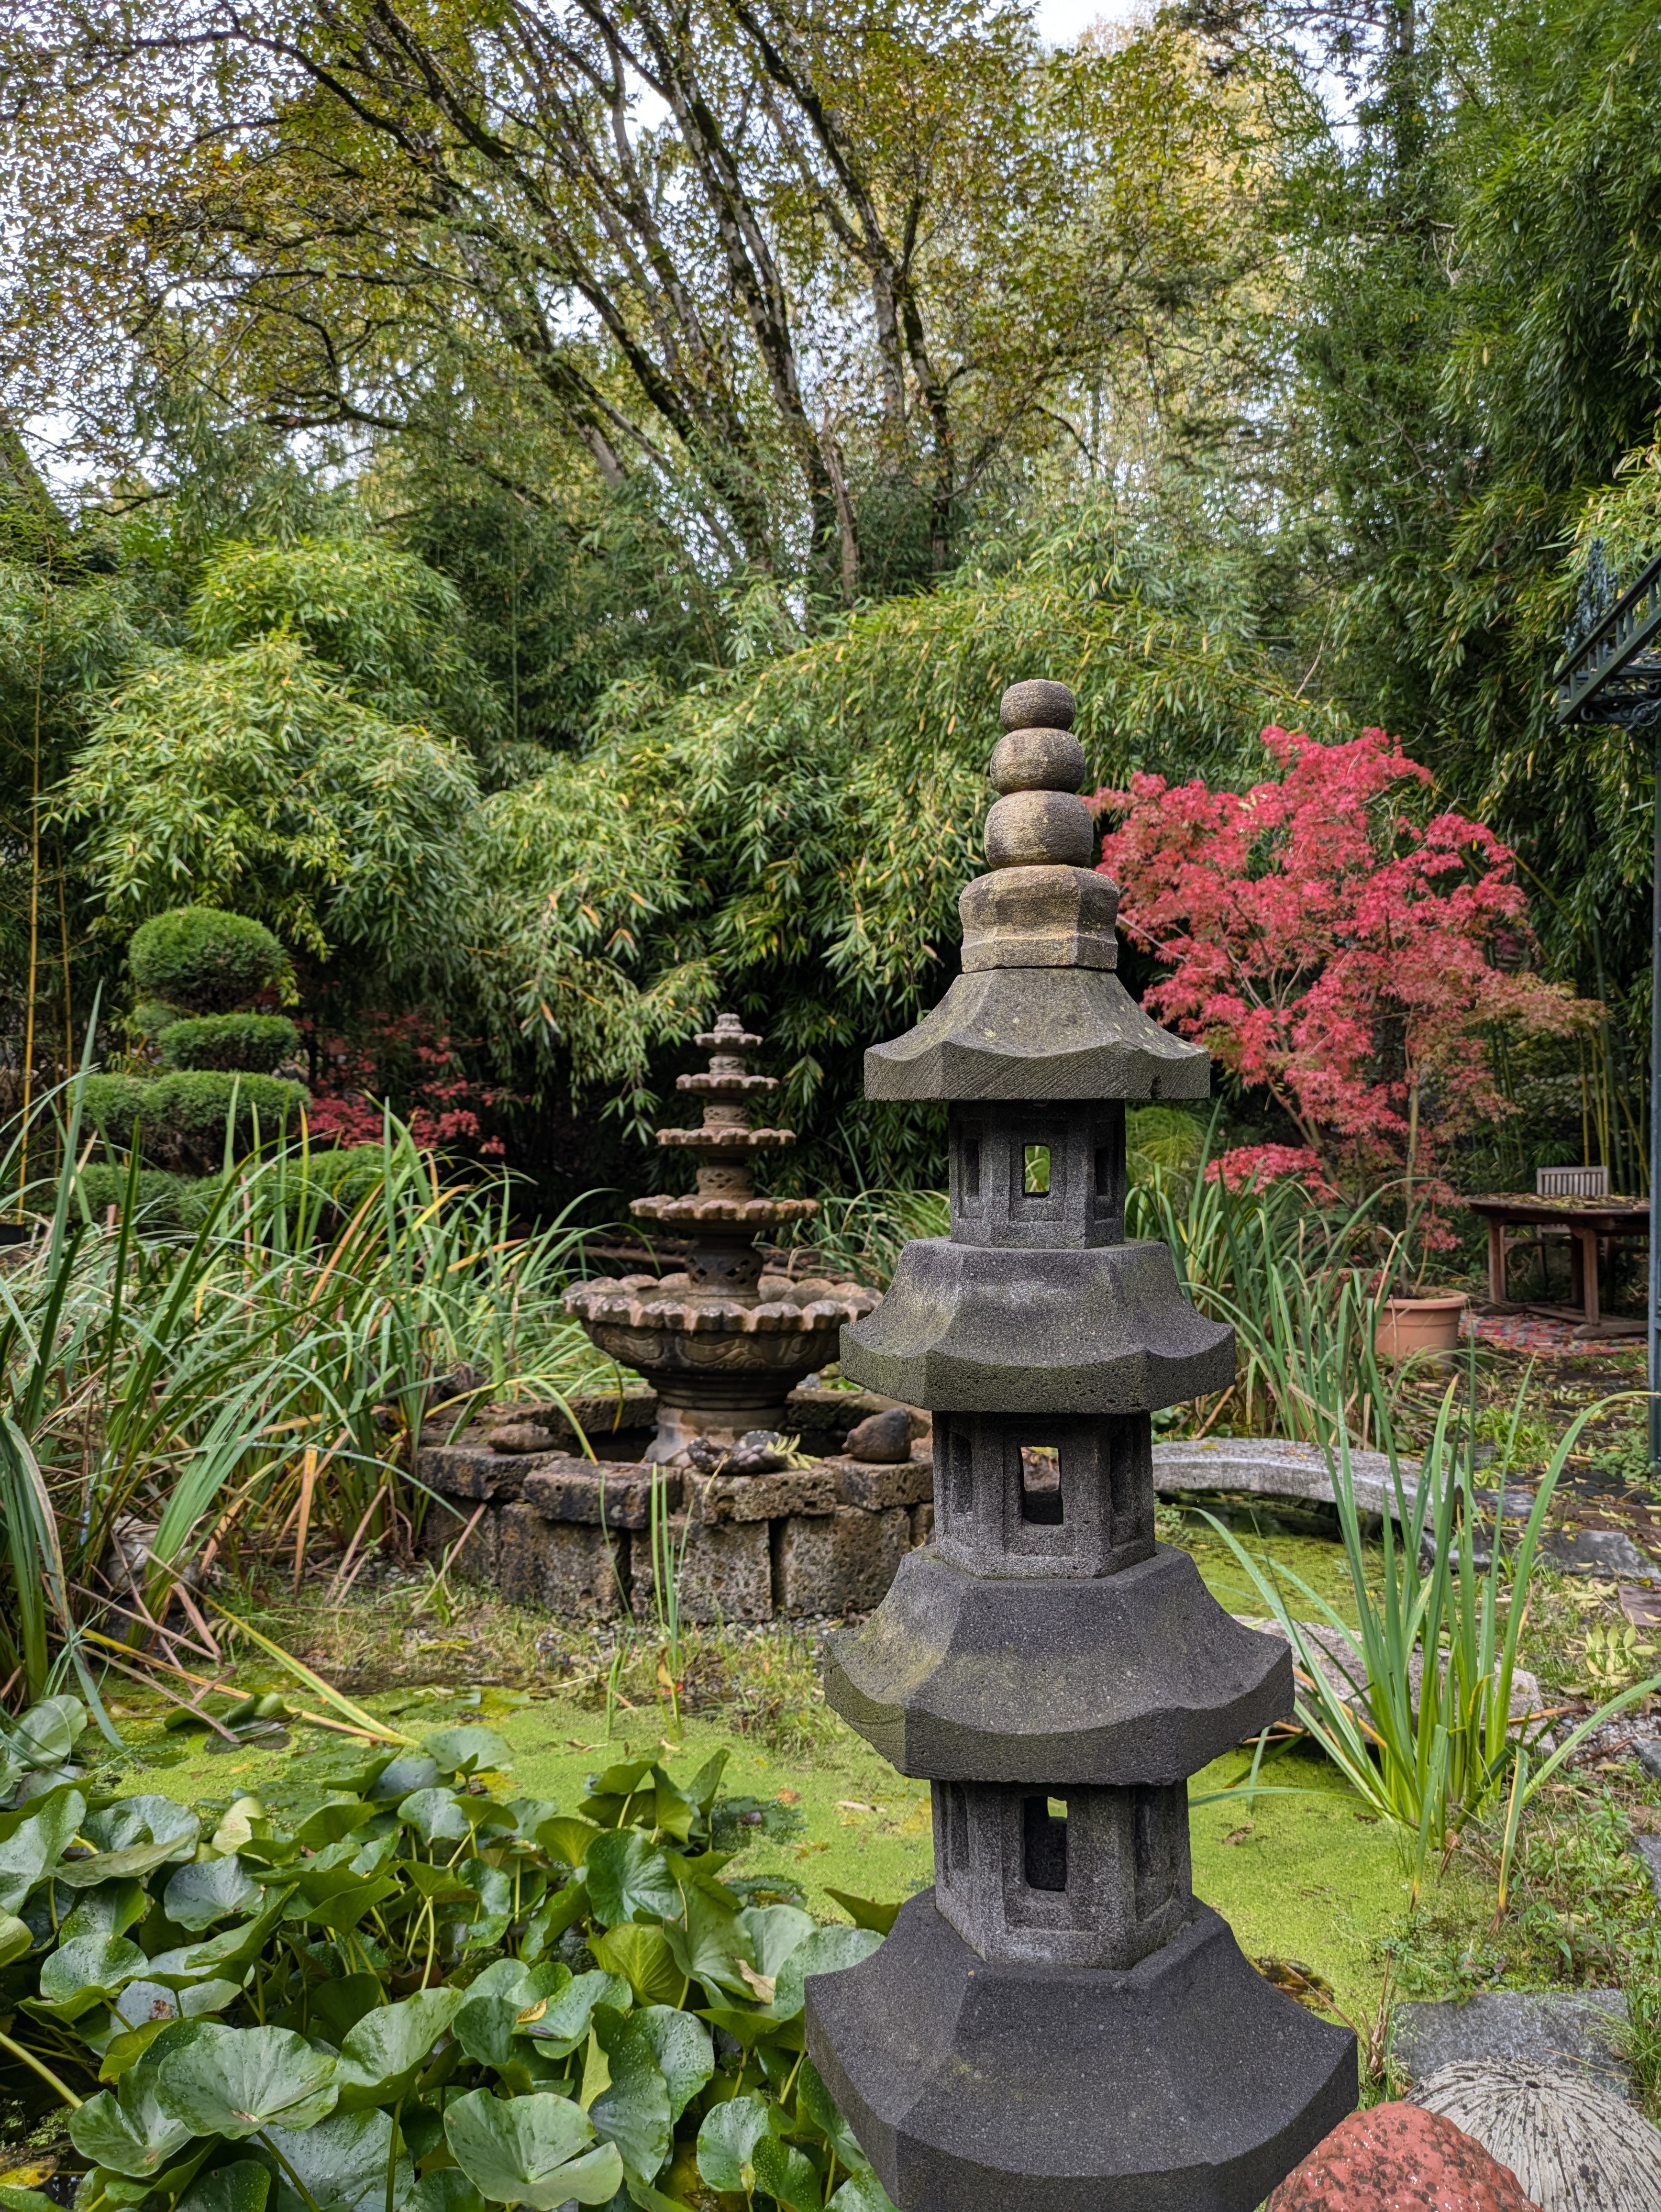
1551, 547, 1661, 1462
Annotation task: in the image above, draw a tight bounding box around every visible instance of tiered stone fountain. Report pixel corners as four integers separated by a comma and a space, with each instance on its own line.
565, 1013, 877, 1462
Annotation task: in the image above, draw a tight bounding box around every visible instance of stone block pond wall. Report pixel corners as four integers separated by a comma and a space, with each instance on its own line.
417, 1383, 935, 1620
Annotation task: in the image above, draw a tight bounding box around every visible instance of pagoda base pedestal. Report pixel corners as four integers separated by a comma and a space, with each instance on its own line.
805, 1893, 1355, 2212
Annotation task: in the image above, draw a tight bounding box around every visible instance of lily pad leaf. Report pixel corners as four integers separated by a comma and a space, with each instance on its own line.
0, 1788, 84, 1913
164, 1857, 262, 1932
771, 1927, 884, 2021
534, 1816, 602, 1871
0, 1912, 33, 1968
11, 1698, 83, 1769
144, 1892, 292, 1987
402, 2172, 487, 2212
176, 2161, 271, 2212
400, 1860, 473, 1902
422, 1728, 512, 1781
157, 2024, 337, 2137
366, 1754, 439, 1801
444, 2088, 622, 2209
587, 2010, 671, 2184
293, 1800, 378, 1850
84, 1798, 199, 1857
583, 1832, 679, 1928
588, 1924, 682, 2009
36, 1934, 147, 2019
69, 2074, 196, 2178
396, 1790, 472, 1846
256, 2109, 409, 2212
632, 2007, 713, 2124
823, 1890, 901, 1936
695, 2096, 772, 2194
335, 1986, 465, 2110
453, 1960, 566, 2069
736, 1905, 816, 1978
828, 2175, 900, 2212
753, 2136, 821, 2212
660, 1882, 752, 1999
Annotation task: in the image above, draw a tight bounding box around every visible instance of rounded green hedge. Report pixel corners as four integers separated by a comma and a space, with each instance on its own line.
151, 1070, 309, 1153
79, 1073, 148, 1150
157, 1013, 300, 1073
82, 1070, 309, 1166
128, 907, 293, 1014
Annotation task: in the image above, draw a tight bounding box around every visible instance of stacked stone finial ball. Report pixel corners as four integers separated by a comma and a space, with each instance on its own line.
565, 1014, 876, 1461
982, 677, 1097, 872
802, 676, 1355, 2210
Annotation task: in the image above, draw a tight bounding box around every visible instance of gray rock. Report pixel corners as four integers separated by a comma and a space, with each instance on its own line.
1415, 2060, 1661, 2210
1540, 1528, 1661, 1582
1632, 1833, 1661, 1902
843, 1408, 912, 1463
1237, 1617, 1544, 1730
1392, 1990, 1631, 2101
1153, 1435, 1401, 1520
1632, 1737, 1661, 1781
804, 1893, 1355, 2212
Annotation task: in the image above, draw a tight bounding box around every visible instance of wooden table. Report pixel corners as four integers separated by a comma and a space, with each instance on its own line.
1463, 1193, 1649, 1332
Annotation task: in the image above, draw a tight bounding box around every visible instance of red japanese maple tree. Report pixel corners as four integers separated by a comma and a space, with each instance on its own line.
1092, 726, 1591, 1204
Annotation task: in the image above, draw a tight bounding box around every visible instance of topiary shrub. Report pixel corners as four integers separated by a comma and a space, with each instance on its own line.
145, 1071, 307, 1166
129, 905, 292, 1014
79, 1074, 149, 1150
298, 1143, 387, 1215
157, 1012, 300, 1073
84, 907, 310, 1182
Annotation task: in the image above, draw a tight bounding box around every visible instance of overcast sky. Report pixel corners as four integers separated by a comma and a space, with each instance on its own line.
1035, 0, 1140, 45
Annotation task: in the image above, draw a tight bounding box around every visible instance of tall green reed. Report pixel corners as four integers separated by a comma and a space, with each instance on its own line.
1131, 1154, 1418, 1447
0, 1080, 624, 1705
1208, 1324, 1661, 1903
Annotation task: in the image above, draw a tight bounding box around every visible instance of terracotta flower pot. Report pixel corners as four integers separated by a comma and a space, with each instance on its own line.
1374, 1292, 1468, 1361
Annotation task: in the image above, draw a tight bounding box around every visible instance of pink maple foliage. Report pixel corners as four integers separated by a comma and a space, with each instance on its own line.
304, 1009, 509, 1158
1092, 725, 1592, 1206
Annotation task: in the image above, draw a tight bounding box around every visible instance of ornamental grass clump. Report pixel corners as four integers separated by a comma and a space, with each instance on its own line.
1, 1075, 614, 1709
0, 1709, 896, 2212
1207, 1333, 1661, 1902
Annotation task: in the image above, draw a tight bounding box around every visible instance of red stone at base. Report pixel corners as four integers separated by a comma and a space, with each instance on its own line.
1265, 2103, 1542, 2212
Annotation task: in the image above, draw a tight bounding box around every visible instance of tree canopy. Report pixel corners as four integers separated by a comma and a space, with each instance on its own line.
5, 0, 1661, 1204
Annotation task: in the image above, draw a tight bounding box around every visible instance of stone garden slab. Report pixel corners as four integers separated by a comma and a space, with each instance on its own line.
1539, 1528, 1660, 1582
1153, 1437, 1400, 1520
1391, 1990, 1631, 2101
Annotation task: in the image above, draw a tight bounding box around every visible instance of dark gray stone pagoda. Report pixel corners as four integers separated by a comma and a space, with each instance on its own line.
804, 677, 1356, 2211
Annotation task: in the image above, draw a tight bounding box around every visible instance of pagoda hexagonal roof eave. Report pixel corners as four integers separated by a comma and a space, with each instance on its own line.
863, 967, 1210, 1103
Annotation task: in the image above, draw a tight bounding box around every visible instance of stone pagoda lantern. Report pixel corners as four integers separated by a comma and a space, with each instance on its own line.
804, 680, 1355, 2208
567, 1013, 876, 1462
